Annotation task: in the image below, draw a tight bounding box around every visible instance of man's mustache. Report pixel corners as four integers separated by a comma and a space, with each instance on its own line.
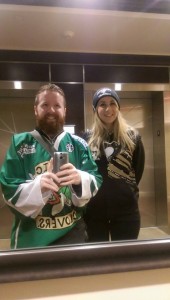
45, 113, 57, 118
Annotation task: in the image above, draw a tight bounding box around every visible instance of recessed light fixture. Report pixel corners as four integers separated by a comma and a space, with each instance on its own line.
63, 30, 75, 39
14, 81, 22, 89
115, 83, 122, 91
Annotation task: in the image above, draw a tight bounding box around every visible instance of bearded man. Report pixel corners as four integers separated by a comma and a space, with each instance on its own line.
0, 83, 102, 249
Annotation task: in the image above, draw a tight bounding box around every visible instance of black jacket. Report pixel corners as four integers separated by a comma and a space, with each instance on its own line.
84, 132, 145, 221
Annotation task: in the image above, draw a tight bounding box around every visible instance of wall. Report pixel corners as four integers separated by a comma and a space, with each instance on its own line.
164, 92, 170, 226
1, 268, 170, 300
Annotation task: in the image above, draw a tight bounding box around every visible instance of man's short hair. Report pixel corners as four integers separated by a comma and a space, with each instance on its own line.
35, 83, 66, 106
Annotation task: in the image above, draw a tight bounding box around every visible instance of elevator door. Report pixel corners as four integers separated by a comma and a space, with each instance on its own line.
119, 91, 156, 227
85, 90, 168, 228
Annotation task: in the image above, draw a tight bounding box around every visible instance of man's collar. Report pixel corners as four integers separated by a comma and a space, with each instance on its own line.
35, 127, 64, 144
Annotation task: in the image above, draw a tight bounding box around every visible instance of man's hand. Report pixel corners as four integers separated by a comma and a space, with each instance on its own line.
40, 171, 61, 194
56, 163, 81, 186
40, 159, 81, 193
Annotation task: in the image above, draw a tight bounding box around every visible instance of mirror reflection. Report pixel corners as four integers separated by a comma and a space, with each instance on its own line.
84, 86, 145, 243
0, 82, 103, 250
0, 82, 170, 250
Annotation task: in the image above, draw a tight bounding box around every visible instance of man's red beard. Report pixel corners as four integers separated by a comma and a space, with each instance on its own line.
36, 115, 65, 137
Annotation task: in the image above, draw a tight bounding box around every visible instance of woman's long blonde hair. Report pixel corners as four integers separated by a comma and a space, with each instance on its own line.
88, 110, 137, 156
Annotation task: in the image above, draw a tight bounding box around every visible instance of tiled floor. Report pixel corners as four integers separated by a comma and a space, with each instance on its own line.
0, 227, 169, 250
0, 239, 10, 250
138, 227, 169, 240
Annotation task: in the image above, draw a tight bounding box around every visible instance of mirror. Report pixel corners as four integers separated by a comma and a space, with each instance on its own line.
0, 0, 170, 283
1, 82, 170, 250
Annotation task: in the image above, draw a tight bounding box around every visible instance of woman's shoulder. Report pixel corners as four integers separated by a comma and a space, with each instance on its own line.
127, 127, 141, 143
82, 129, 93, 142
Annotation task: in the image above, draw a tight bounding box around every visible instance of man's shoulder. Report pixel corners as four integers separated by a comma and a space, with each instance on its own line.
66, 132, 88, 149
12, 131, 34, 142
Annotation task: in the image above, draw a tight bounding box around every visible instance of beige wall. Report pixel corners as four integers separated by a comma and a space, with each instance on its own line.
164, 92, 170, 228
1, 268, 170, 300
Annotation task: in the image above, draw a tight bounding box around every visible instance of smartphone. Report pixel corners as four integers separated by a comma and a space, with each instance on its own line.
53, 152, 69, 173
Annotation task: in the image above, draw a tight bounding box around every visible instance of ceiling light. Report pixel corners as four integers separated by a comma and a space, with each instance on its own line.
115, 83, 122, 91
14, 81, 22, 89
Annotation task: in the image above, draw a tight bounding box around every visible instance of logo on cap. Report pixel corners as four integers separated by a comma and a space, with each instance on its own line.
97, 88, 112, 98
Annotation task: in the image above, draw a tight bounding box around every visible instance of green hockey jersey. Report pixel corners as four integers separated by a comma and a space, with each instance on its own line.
0, 131, 102, 249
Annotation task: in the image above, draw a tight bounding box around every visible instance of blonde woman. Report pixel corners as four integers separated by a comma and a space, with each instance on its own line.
84, 87, 145, 242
